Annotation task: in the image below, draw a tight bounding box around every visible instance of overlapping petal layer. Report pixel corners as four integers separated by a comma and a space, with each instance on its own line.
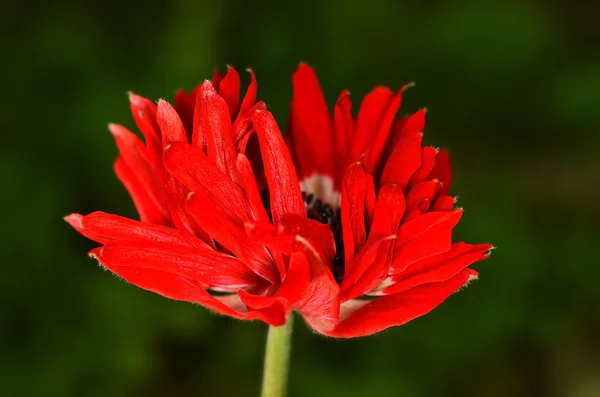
287, 64, 492, 337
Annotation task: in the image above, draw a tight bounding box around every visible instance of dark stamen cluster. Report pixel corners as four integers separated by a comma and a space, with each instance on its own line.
303, 192, 345, 284
260, 189, 345, 284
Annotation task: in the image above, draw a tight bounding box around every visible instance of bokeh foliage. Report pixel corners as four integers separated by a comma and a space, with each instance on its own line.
1, 0, 599, 396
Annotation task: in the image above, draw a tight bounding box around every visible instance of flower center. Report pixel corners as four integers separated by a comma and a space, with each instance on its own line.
302, 191, 345, 285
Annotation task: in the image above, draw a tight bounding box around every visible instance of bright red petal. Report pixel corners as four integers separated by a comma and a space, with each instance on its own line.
429, 149, 452, 195
379, 112, 424, 189
65, 212, 208, 248
157, 100, 188, 149
341, 163, 376, 267
293, 236, 340, 331
385, 242, 492, 294
288, 64, 334, 179
390, 210, 462, 274
238, 250, 311, 326
128, 92, 162, 167
252, 109, 305, 224
197, 82, 239, 183
89, 247, 248, 319
163, 142, 252, 225
185, 190, 279, 284
351, 86, 394, 162
218, 66, 241, 116
109, 124, 169, 225
96, 241, 263, 288
339, 235, 396, 302
364, 84, 413, 175
318, 269, 477, 338
333, 90, 354, 185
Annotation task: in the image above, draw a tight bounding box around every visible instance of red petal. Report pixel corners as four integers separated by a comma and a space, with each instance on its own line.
431, 195, 456, 212
238, 69, 258, 118
351, 86, 394, 162
364, 84, 413, 174
185, 190, 279, 284
95, 241, 264, 288
236, 153, 270, 223
252, 109, 305, 224
370, 184, 406, 236
333, 90, 354, 185
212, 69, 223, 89
385, 242, 492, 294
379, 125, 423, 190
341, 163, 376, 266
89, 247, 248, 319
238, 250, 311, 326
157, 100, 187, 149
217, 66, 241, 117
288, 64, 334, 179
279, 214, 336, 262
408, 146, 438, 187
429, 149, 452, 195
339, 235, 396, 301
128, 92, 162, 167
293, 236, 340, 330
163, 176, 214, 246
65, 212, 208, 248
163, 142, 252, 225
174, 89, 195, 138
113, 157, 169, 225
197, 82, 239, 183
390, 210, 462, 274
109, 125, 169, 224
319, 269, 477, 337
405, 180, 439, 212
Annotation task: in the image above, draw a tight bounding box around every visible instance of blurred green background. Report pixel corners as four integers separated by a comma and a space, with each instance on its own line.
1, 0, 599, 396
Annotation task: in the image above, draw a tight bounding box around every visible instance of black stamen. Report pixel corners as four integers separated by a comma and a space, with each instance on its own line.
302, 191, 345, 284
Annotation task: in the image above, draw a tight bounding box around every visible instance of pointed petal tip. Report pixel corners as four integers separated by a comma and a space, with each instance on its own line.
64, 213, 83, 229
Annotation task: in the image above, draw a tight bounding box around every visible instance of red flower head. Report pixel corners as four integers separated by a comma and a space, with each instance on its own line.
65, 67, 337, 327
286, 64, 493, 337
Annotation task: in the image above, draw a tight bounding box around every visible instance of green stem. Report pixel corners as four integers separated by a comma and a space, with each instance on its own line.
260, 316, 294, 397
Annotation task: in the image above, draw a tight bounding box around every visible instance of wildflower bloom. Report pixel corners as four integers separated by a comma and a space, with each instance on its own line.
65, 67, 335, 326
286, 64, 493, 337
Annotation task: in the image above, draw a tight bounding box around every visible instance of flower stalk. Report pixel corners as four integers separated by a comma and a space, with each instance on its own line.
261, 316, 294, 397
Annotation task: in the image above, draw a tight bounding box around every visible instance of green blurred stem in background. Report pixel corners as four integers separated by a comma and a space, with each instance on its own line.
261, 316, 294, 397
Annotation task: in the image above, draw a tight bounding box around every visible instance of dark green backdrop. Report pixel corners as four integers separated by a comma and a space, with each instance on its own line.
2, 0, 599, 396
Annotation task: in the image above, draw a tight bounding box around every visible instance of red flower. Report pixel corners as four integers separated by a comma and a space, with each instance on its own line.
66, 67, 337, 327
285, 64, 493, 337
